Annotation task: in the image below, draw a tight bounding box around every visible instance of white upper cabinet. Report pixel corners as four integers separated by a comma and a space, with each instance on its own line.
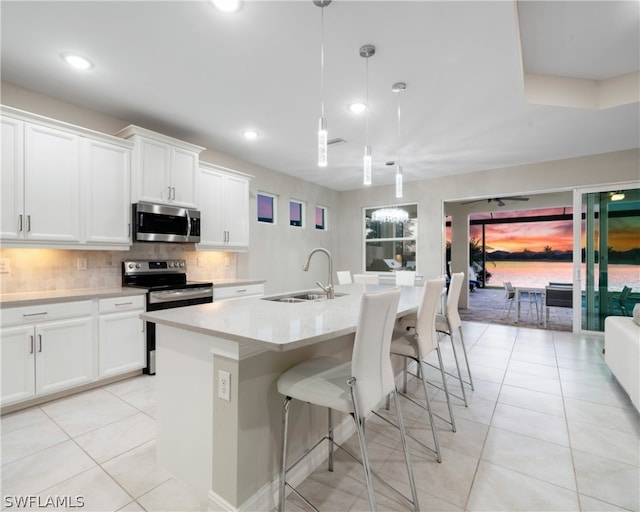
24, 123, 82, 242
83, 138, 132, 245
1, 115, 25, 240
1, 106, 133, 249
116, 125, 203, 209
198, 163, 251, 250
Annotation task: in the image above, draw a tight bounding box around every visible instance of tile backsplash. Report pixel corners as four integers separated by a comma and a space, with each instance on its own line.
0, 244, 236, 295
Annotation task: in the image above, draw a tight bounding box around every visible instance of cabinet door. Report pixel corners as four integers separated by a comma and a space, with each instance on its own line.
136, 137, 171, 204
170, 147, 198, 208
224, 175, 250, 248
35, 317, 94, 396
98, 311, 145, 377
0, 325, 36, 405
84, 139, 131, 244
198, 168, 226, 246
1, 116, 25, 240
24, 123, 81, 241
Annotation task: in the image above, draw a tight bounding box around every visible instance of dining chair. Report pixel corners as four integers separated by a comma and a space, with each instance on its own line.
395, 271, 416, 286
336, 270, 352, 284
277, 287, 419, 512
353, 273, 380, 284
390, 277, 455, 463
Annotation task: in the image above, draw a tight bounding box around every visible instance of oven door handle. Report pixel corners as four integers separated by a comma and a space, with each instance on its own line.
186, 210, 192, 239
149, 287, 213, 304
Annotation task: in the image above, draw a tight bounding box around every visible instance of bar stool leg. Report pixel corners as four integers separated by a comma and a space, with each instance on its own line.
458, 327, 474, 390
328, 408, 334, 471
348, 378, 377, 511
417, 357, 442, 463
279, 397, 292, 512
393, 390, 420, 510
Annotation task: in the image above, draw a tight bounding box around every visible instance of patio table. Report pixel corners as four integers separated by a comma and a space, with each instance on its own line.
515, 286, 545, 324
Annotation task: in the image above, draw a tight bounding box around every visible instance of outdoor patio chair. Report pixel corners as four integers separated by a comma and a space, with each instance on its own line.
618, 286, 632, 316
501, 282, 516, 318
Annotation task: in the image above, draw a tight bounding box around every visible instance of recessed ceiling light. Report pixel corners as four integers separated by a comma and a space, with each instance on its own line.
349, 102, 367, 114
242, 130, 258, 140
211, 0, 242, 13
61, 53, 93, 70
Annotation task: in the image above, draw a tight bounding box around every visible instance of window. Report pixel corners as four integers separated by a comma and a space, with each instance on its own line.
289, 200, 304, 227
364, 204, 417, 272
257, 192, 276, 224
315, 205, 328, 230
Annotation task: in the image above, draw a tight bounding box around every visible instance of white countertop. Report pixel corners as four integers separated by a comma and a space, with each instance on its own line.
141, 283, 422, 351
0, 287, 147, 308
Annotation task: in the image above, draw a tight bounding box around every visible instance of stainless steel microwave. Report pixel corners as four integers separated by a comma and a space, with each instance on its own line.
133, 203, 201, 243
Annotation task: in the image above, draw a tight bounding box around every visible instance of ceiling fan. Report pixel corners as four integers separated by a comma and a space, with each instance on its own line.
462, 196, 530, 207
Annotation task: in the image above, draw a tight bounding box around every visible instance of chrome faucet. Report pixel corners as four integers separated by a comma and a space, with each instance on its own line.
302, 247, 335, 299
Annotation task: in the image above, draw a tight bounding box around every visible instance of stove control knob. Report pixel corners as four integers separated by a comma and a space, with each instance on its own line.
179, 262, 185, 268
136, 263, 141, 269
169, 262, 174, 268
128, 263, 136, 269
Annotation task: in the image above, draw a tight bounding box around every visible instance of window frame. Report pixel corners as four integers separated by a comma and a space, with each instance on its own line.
257, 191, 277, 225
315, 205, 328, 231
289, 199, 305, 228
362, 202, 418, 273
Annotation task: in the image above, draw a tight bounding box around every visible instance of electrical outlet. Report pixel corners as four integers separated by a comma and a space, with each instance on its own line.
77, 258, 88, 271
0, 258, 10, 274
218, 370, 231, 402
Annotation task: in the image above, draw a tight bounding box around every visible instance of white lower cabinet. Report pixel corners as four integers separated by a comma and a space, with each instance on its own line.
98, 296, 145, 377
1, 295, 146, 407
1, 302, 94, 406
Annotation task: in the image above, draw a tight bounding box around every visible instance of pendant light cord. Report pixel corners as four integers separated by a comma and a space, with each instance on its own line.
365, 56, 369, 144
320, 6, 325, 119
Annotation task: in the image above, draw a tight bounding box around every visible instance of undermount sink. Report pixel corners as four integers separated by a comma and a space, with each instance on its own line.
263, 291, 348, 303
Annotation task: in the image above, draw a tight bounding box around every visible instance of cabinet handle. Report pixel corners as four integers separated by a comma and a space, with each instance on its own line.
30, 335, 34, 354
115, 302, 133, 307
236, 289, 247, 293
172, 187, 176, 200
167, 186, 172, 200
22, 312, 48, 318
18, 214, 23, 232
27, 215, 31, 232
141, 320, 145, 333
38, 334, 42, 353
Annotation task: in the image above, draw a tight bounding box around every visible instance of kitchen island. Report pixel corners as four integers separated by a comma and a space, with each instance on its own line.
141, 282, 422, 511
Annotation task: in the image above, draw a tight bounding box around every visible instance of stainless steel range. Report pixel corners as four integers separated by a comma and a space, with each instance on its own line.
122, 260, 213, 374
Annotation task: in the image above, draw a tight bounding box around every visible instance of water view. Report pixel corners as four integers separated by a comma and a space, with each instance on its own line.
484, 261, 640, 291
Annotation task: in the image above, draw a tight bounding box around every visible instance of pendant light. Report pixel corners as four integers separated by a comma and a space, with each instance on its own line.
314, 0, 331, 167
393, 82, 406, 198
360, 44, 375, 185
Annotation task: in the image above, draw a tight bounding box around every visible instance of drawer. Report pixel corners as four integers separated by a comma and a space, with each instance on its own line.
99, 295, 146, 314
214, 284, 264, 301
1, 300, 93, 326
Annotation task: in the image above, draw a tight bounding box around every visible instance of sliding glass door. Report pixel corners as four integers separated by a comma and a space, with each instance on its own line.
580, 187, 640, 331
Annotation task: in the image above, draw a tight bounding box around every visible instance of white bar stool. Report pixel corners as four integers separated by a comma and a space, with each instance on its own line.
436, 272, 474, 403
391, 278, 455, 463
277, 287, 419, 511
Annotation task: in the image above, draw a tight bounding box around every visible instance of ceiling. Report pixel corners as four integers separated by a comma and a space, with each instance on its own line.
1, 1, 638, 192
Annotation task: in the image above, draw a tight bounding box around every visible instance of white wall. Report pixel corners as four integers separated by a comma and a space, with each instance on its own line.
336, 150, 640, 284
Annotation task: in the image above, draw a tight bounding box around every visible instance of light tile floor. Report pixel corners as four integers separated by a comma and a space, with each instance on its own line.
1, 321, 638, 511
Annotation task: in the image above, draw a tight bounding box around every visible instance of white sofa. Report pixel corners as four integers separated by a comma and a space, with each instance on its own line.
604, 312, 640, 412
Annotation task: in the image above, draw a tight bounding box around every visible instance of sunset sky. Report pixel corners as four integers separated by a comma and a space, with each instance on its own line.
448, 207, 640, 253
